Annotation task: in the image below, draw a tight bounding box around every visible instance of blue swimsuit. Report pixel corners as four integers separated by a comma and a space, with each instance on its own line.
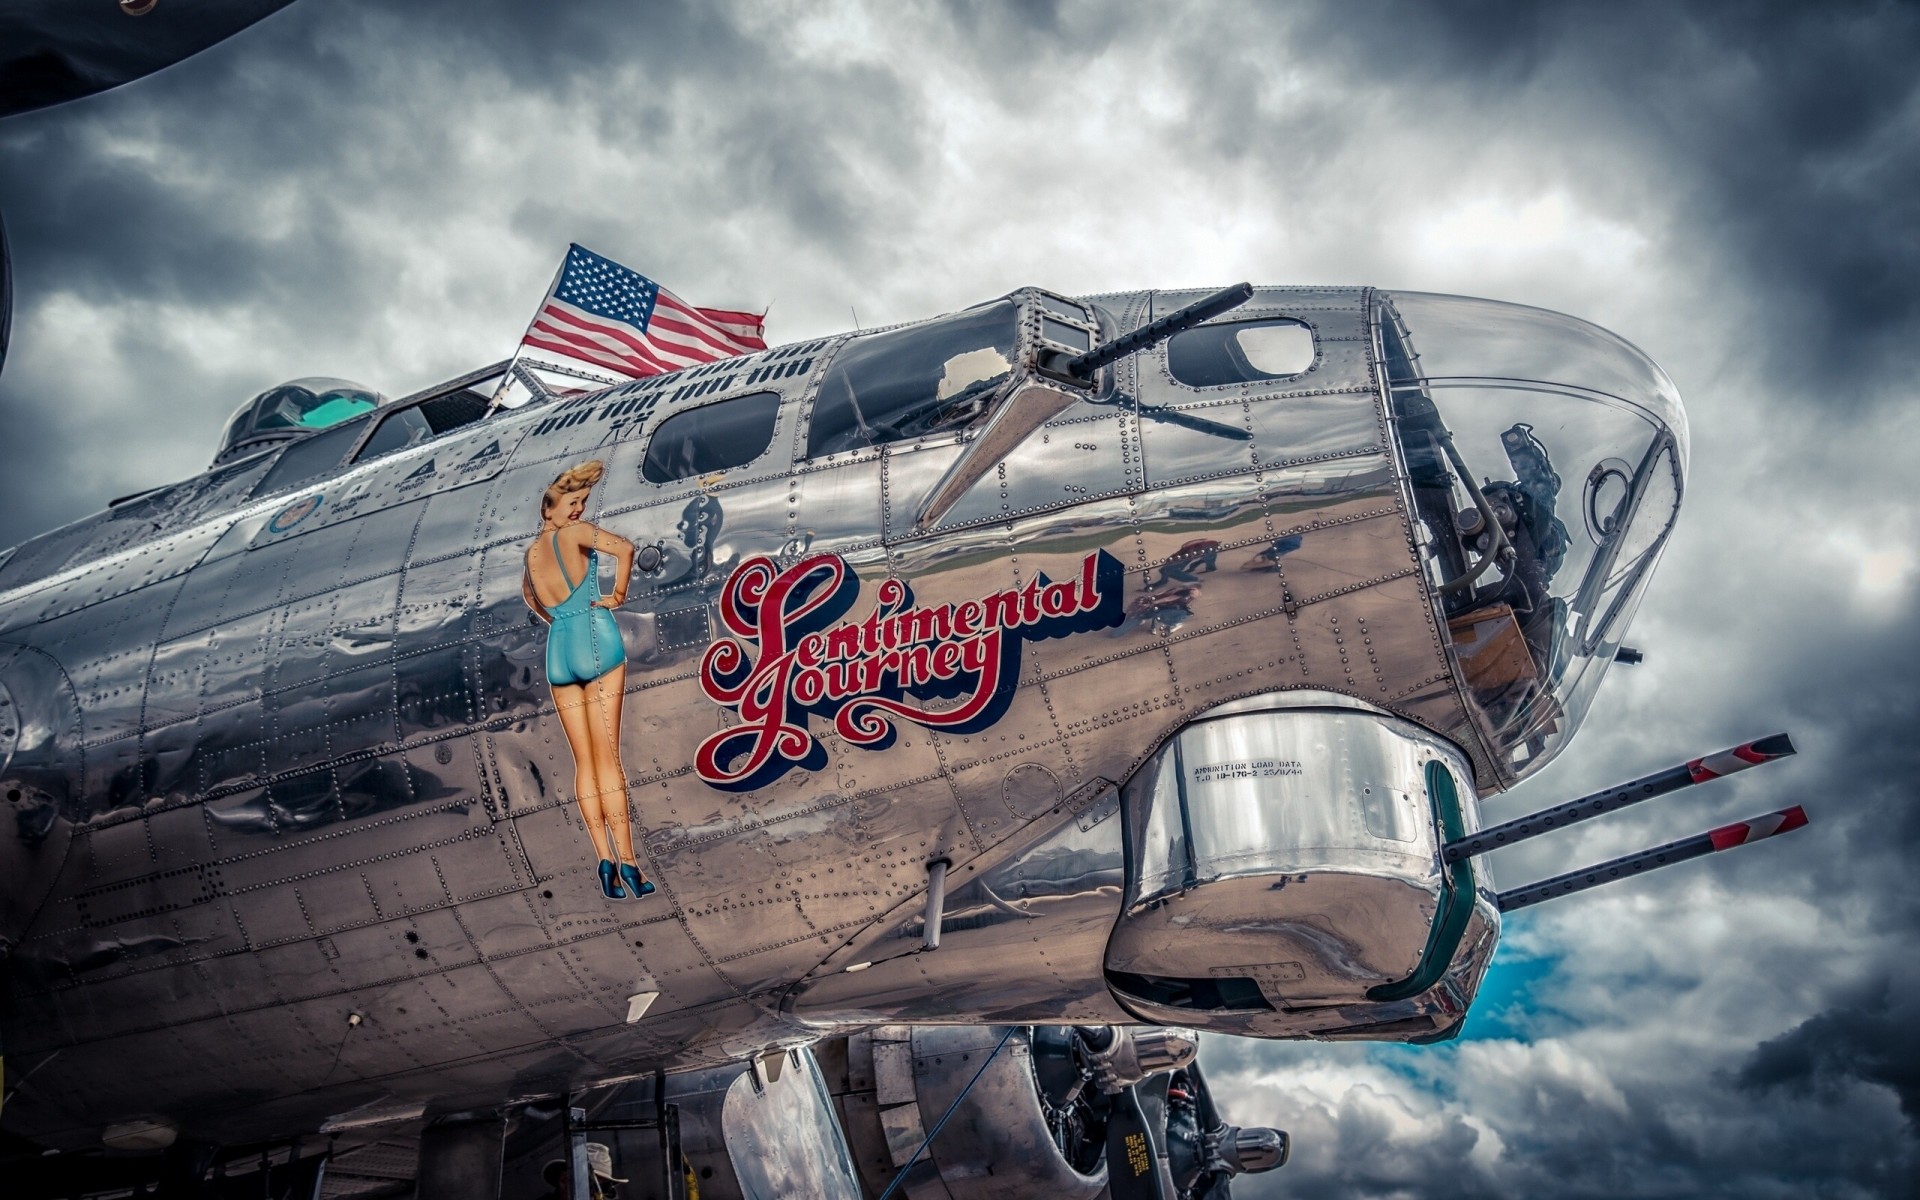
544, 531, 626, 686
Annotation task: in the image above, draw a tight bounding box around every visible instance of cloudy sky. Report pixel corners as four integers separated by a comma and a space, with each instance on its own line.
3, 1, 1917, 1195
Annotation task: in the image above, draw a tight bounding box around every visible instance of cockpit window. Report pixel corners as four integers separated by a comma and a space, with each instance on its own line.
1167, 319, 1315, 388
255, 415, 370, 497
805, 302, 1017, 458
352, 388, 495, 464
1379, 291, 1686, 780
355, 406, 434, 462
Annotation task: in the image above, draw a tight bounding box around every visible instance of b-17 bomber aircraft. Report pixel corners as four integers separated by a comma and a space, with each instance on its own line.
0, 282, 1806, 1199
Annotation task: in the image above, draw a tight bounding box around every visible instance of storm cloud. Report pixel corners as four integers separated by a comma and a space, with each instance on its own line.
3, 1, 1917, 1195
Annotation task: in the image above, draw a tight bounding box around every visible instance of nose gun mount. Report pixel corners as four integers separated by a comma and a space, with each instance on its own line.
1443, 732, 1808, 910
1038, 281, 1256, 388
914, 283, 1256, 531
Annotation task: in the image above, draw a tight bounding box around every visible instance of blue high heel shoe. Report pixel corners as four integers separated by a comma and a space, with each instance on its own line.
618, 863, 655, 899
598, 859, 626, 899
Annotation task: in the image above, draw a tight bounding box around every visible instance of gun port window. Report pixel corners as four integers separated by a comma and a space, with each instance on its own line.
1041, 316, 1092, 351
1038, 294, 1090, 323
642, 390, 782, 483
806, 301, 1017, 457
1166, 319, 1316, 388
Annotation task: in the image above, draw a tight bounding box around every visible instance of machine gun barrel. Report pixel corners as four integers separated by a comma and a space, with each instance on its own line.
1494, 805, 1808, 912
1065, 281, 1254, 378
1442, 732, 1795, 865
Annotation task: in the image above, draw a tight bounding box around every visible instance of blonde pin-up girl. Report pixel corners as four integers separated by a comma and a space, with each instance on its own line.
522, 461, 652, 900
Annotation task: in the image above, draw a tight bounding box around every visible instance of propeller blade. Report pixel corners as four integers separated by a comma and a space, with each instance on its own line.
1104, 1085, 1169, 1200
1186, 1059, 1222, 1133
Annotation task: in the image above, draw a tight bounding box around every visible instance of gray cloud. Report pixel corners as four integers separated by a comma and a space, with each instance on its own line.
1742, 976, 1920, 1129
1283, 0, 1920, 402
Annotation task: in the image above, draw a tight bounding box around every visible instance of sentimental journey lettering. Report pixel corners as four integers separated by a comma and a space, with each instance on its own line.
696, 551, 1125, 790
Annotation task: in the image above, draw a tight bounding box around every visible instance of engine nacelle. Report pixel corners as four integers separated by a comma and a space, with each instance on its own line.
818, 1025, 1109, 1199
811, 1024, 1285, 1200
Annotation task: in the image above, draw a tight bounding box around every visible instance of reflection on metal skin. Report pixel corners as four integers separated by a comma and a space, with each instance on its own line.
788, 790, 1130, 1027
0, 645, 77, 953
915, 381, 1089, 529
1106, 691, 1501, 1040
721, 1053, 866, 1200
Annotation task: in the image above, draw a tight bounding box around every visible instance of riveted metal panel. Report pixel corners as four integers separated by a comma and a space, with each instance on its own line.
791, 791, 1131, 1028
508, 785, 610, 884
896, 408, 1142, 536
140, 626, 212, 732
787, 456, 885, 561
0, 516, 231, 637
227, 877, 320, 947
872, 1038, 917, 1106
145, 801, 216, 874
64, 814, 152, 892
443, 888, 549, 960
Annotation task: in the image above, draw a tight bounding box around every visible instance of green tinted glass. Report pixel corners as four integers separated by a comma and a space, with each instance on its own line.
297, 394, 378, 428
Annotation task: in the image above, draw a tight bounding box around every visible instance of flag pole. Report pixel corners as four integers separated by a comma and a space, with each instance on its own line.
486, 253, 570, 415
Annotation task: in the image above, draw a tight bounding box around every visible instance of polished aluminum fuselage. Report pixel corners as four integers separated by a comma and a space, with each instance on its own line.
0, 286, 1505, 1149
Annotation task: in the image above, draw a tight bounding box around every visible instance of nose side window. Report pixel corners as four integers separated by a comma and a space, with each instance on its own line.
1166, 319, 1316, 388
642, 390, 782, 484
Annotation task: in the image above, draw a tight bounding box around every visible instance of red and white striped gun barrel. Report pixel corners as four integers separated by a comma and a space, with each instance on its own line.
1494, 806, 1810, 912
1443, 732, 1796, 865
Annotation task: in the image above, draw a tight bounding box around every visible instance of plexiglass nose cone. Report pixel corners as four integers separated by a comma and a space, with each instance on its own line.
1380, 291, 1687, 782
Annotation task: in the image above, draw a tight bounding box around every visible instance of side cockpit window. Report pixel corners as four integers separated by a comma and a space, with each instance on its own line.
1166, 318, 1315, 388
254, 416, 370, 497
354, 388, 495, 464
355, 406, 434, 462
642, 391, 782, 484
805, 301, 1017, 458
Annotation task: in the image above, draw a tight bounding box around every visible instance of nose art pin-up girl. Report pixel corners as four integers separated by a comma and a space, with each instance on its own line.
521, 460, 652, 901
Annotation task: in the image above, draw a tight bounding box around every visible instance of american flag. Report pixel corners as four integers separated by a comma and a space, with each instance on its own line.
517, 244, 765, 382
